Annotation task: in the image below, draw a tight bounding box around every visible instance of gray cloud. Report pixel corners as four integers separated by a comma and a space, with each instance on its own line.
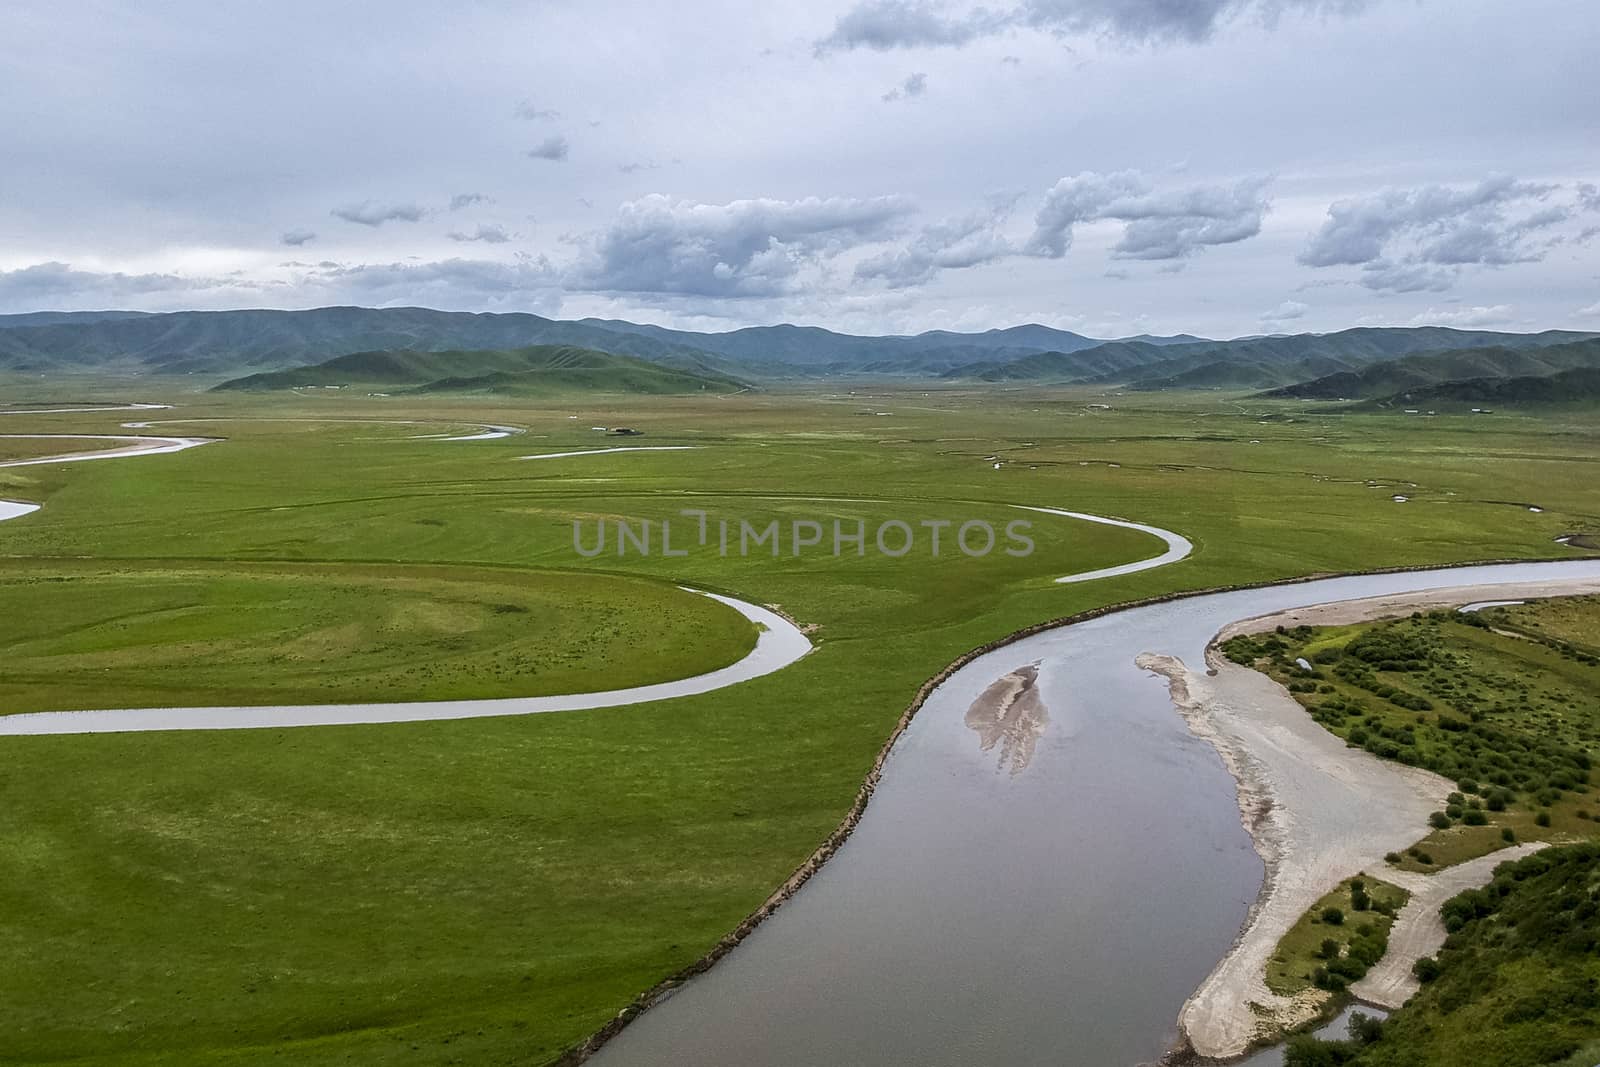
1026, 171, 1269, 260
568, 193, 917, 298
854, 201, 1015, 287
817, 0, 1372, 53
0, 261, 255, 308
447, 223, 513, 244
1357, 260, 1453, 293
279, 229, 317, 246
816, 1, 1001, 54
1300, 176, 1578, 291
514, 102, 561, 121
882, 72, 929, 102
526, 136, 570, 161
449, 192, 490, 211
330, 200, 426, 227
294, 256, 559, 309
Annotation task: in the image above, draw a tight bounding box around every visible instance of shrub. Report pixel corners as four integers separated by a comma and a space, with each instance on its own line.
1348, 1012, 1385, 1045
1413, 956, 1442, 982
1429, 811, 1452, 830
1460, 778, 1480, 794
1502, 827, 1516, 842
1463, 809, 1488, 826
1322, 906, 1345, 926
1536, 811, 1552, 827
1320, 937, 1341, 959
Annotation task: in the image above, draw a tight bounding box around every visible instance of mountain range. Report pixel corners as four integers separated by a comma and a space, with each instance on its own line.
2, 306, 1597, 407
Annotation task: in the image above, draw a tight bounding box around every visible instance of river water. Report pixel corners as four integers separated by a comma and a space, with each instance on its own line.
590, 559, 1600, 1067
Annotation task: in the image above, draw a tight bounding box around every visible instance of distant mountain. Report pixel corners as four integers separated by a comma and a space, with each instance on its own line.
0, 306, 725, 376
578, 319, 1105, 368
1261, 337, 1600, 400
213, 345, 747, 396
0, 311, 151, 329
949, 327, 1597, 389
0, 306, 1594, 385
1365, 366, 1600, 410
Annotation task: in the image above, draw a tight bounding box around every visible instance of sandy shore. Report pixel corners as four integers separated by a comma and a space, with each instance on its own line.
1147, 576, 1600, 1060
1350, 843, 1544, 1008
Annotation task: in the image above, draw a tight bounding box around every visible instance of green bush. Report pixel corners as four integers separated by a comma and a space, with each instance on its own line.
1322, 906, 1345, 926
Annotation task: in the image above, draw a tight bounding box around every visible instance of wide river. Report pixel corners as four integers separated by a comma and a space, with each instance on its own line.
591, 558, 1600, 1067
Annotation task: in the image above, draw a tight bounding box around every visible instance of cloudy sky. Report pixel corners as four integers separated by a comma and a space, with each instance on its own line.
2, 0, 1597, 337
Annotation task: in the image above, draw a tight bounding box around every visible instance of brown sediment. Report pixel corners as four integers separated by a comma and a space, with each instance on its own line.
964, 663, 1048, 775
553, 556, 1600, 1066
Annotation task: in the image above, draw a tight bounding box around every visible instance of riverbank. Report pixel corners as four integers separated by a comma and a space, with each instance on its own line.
1153, 576, 1600, 1060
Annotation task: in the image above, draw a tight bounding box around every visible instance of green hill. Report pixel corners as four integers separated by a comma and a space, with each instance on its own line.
1363, 365, 1600, 410
1264, 338, 1600, 401
943, 328, 1596, 386
212, 345, 748, 395
1289, 844, 1600, 1067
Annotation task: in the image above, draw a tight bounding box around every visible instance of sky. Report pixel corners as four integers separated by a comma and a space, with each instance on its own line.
1, 0, 1597, 338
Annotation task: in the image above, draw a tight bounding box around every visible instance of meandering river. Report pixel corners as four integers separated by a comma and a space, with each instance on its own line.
589, 559, 1600, 1067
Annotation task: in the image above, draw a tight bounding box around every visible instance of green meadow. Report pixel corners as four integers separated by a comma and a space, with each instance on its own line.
1, 383, 1598, 1064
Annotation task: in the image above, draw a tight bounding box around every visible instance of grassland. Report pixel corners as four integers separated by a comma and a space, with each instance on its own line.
0, 560, 757, 713
0, 380, 1597, 1064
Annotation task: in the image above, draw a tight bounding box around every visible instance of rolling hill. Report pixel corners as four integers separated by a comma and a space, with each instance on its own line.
1364, 365, 1600, 410
1261, 337, 1600, 401
941, 327, 1597, 387
212, 345, 749, 396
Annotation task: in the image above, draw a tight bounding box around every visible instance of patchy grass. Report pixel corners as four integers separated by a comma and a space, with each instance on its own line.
1268, 875, 1409, 997
1221, 598, 1600, 862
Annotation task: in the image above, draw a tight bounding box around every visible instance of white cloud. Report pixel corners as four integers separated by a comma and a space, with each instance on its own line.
1260, 299, 1308, 322
567, 193, 917, 298
1407, 304, 1514, 328
447, 224, 513, 244
854, 201, 1014, 287
1026, 171, 1270, 260
1299, 176, 1585, 292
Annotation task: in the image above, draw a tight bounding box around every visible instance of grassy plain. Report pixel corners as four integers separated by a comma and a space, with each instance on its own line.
0, 380, 1598, 1064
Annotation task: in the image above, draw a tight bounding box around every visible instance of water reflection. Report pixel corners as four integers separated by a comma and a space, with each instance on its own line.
964, 662, 1049, 775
